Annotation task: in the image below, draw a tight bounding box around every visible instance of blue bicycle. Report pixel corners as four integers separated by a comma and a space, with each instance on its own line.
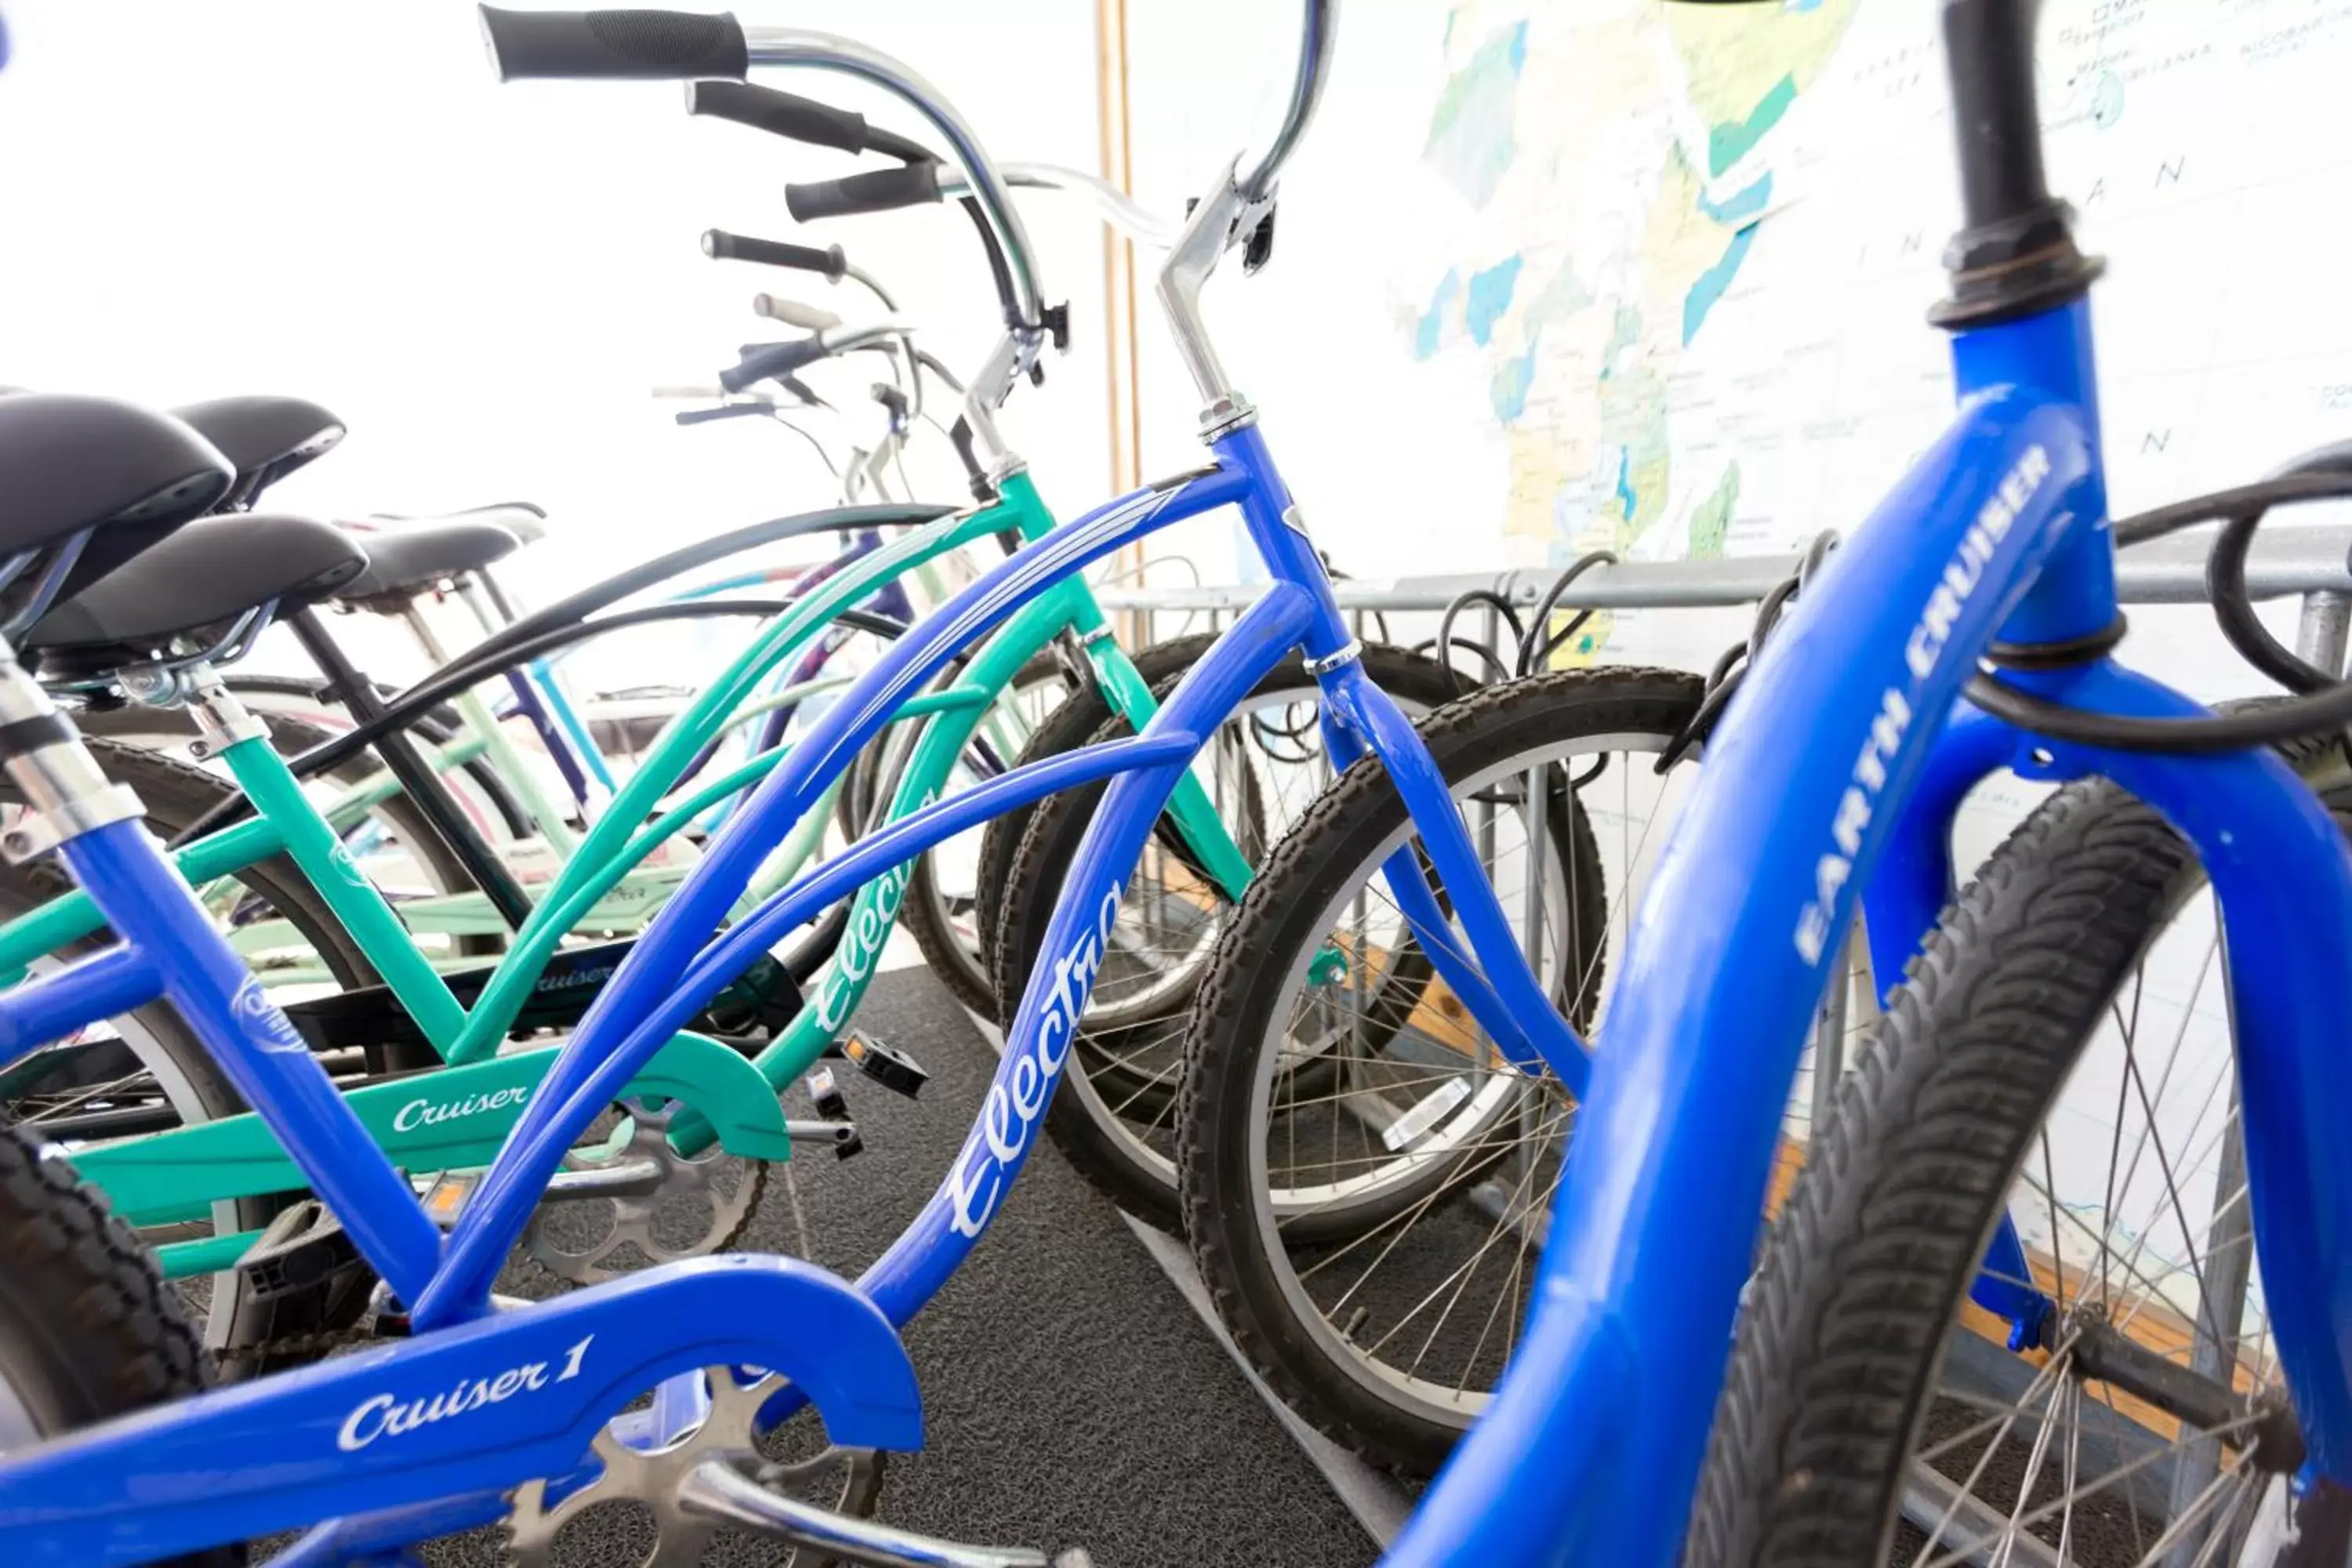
0, 5, 1586, 1562
1, 2, 2342, 1566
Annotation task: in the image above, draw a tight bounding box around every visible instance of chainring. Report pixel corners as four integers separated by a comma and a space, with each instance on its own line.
520, 1099, 768, 1285
502, 1365, 882, 1567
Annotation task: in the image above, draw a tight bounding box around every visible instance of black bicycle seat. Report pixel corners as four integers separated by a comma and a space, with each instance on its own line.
337, 516, 521, 604
24, 512, 366, 657
0, 392, 236, 609
171, 395, 347, 510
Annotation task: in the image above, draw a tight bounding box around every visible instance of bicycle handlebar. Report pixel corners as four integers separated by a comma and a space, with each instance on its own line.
721, 337, 828, 394
720, 319, 913, 393
477, 6, 747, 81
753, 295, 842, 332
733, 24, 1041, 331
1240, 0, 1335, 201
940, 162, 1181, 248
673, 400, 782, 426
701, 228, 846, 281
786, 162, 943, 223
475, 8, 1040, 318
684, 78, 865, 152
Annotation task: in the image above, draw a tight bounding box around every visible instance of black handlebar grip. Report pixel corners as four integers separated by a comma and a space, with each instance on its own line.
720, 338, 829, 394
701, 229, 847, 281
785, 164, 943, 223
686, 81, 866, 154
477, 7, 747, 82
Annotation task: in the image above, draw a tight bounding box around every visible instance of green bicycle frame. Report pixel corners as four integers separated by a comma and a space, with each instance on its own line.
0, 473, 1250, 1270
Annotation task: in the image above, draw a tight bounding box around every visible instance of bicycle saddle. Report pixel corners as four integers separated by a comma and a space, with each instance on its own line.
337, 515, 521, 604
23, 512, 366, 655
368, 499, 548, 546
170, 394, 347, 510
0, 391, 236, 607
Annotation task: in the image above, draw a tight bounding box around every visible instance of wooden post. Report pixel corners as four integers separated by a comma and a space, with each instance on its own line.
1095, 0, 1147, 645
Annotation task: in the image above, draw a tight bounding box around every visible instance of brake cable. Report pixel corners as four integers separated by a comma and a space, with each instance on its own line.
1969, 469, 2352, 753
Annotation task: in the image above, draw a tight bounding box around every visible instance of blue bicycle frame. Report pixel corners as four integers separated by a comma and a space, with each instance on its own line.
24, 5, 2344, 1563
1377, 289, 2352, 1564
0, 408, 1579, 1561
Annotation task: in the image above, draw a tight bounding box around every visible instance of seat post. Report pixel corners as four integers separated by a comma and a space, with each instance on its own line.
283, 606, 537, 931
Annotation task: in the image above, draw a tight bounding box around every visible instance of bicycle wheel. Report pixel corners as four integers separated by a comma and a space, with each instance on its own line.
1691, 762, 2352, 1566
1178, 666, 1705, 1472
0, 737, 377, 1373
965, 631, 1223, 1016
897, 649, 1076, 1016
0, 1120, 238, 1565
989, 642, 1462, 1224
72, 704, 507, 961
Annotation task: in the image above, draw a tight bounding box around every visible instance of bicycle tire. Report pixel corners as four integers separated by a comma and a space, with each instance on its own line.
990, 642, 1464, 1226
0, 1120, 241, 1563
963, 633, 1219, 1018
1178, 666, 1703, 1473
1690, 755, 2352, 1566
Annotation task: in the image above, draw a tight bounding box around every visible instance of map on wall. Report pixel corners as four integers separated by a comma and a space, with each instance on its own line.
1403, 0, 2352, 663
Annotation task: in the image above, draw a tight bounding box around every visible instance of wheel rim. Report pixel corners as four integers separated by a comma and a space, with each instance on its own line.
1240, 726, 1696, 1432
1059, 685, 1441, 1188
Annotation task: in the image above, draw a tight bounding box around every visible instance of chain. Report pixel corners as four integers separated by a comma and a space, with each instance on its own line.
215, 1319, 381, 1367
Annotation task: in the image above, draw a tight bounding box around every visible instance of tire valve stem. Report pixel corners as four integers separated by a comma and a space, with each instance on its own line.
1340, 1305, 1370, 1342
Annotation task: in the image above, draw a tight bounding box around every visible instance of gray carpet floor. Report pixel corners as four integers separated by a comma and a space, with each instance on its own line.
435, 964, 1379, 1567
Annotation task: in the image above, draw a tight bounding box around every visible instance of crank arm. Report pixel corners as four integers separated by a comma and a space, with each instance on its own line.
681, 1460, 1091, 1568
786, 1117, 862, 1152
545, 1158, 666, 1202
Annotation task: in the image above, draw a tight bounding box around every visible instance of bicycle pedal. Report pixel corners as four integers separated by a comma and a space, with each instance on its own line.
417, 1167, 480, 1229
840, 1031, 927, 1100
236, 1200, 362, 1305
804, 1065, 850, 1121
